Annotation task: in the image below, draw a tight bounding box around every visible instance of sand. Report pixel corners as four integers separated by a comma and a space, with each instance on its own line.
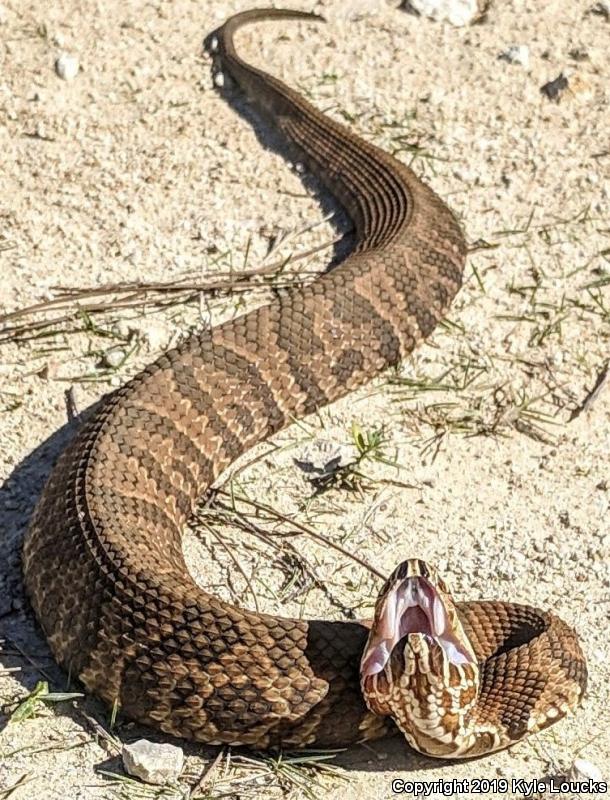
0, 1, 608, 798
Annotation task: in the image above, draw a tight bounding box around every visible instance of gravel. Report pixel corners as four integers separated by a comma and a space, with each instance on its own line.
0, 1, 608, 799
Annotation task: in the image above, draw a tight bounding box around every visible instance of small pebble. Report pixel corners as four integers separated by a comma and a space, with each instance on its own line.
334, 0, 378, 18
99, 349, 125, 370
589, 1, 609, 20
111, 320, 136, 340
550, 350, 563, 367
34, 121, 52, 141
498, 45, 530, 68
569, 758, 603, 783
404, 0, 485, 27
568, 47, 589, 61
55, 53, 79, 81
540, 72, 569, 102
213, 71, 225, 88
122, 739, 184, 786
139, 319, 172, 351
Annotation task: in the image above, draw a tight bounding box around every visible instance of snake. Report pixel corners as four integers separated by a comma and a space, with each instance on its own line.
22, 8, 587, 757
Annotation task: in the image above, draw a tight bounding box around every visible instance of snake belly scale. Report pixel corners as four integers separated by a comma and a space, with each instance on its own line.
22, 9, 586, 753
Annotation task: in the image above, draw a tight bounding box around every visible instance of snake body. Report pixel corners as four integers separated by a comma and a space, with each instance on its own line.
22, 9, 586, 753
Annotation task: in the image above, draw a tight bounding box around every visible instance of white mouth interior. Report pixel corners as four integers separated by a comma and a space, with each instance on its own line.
361, 576, 472, 677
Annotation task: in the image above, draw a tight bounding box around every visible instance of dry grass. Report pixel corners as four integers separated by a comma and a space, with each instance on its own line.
1, 5, 609, 797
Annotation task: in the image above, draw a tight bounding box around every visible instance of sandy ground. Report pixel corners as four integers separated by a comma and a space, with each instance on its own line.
0, 0, 609, 798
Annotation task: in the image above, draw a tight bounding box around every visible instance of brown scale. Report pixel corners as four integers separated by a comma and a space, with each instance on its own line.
22, 9, 585, 751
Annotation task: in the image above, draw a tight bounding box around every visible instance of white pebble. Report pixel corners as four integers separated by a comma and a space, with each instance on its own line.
499, 45, 530, 68
569, 758, 603, 783
407, 0, 484, 26
208, 35, 219, 53
122, 739, 184, 786
139, 319, 172, 351
213, 71, 225, 88
55, 53, 79, 81
334, 0, 379, 19
100, 349, 125, 370
550, 350, 563, 367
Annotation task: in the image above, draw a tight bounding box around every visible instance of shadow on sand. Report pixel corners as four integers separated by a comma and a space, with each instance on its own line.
0, 40, 446, 777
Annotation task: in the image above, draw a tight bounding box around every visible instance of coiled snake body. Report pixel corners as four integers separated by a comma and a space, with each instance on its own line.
22, 9, 586, 755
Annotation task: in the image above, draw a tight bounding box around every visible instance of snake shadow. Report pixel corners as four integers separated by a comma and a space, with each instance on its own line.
0, 410, 81, 668
0, 37, 354, 702
202, 35, 357, 269
0, 42, 452, 774
0, 409, 442, 774
1, 30, 363, 628
1, 38, 357, 632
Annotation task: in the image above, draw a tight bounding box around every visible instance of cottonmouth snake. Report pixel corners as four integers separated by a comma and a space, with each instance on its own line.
22, 9, 586, 756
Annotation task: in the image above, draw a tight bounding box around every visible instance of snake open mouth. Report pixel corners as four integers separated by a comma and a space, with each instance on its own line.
361, 576, 472, 678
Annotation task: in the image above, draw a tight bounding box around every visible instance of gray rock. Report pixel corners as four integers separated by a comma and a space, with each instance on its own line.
55, 53, 79, 81
122, 739, 184, 785
404, 0, 485, 26
498, 45, 530, 68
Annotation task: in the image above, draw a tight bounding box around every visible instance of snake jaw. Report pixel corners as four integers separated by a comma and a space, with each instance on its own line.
360, 559, 480, 731
360, 570, 473, 681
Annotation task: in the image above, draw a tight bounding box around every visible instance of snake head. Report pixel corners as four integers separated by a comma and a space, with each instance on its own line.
360, 559, 479, 753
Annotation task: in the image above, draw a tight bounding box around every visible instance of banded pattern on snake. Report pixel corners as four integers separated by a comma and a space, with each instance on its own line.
22, 9, 586, 756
